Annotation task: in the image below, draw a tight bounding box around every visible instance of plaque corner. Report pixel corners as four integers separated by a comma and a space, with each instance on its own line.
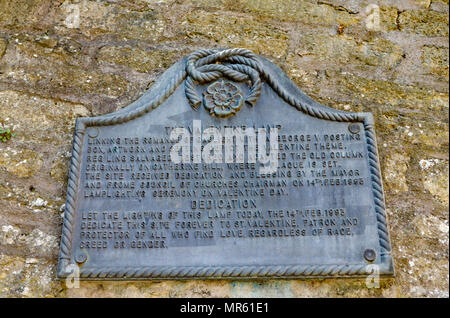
380, 254, 396, 277
56, 259, 71, 279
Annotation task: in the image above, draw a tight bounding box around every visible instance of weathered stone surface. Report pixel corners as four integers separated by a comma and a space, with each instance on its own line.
0, 0, 53, 31
0, 147, 43, 178
0, 0, 448, 297
0, 38, 6, 58
0, 254, 61, 298
419, 158, 449, 206
55, 0, 173, 41
398, 9, 449, 37
422, 45, 449, 78
198, 0, 360, 25
0, 90, 90, 146
97, 46, 189, 73
0, 225, 58, 258
183, 11, 289, 58
293, 34, 404, 70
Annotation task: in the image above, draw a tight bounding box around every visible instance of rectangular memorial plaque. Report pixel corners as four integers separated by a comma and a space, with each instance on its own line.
57, 48, 394, 280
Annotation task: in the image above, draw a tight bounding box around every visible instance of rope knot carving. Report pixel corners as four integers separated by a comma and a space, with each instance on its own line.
184, 48, 360, 122
185, 48, 263, 117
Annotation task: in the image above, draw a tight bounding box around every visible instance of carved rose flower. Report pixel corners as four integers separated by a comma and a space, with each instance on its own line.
203, 80, 243, 117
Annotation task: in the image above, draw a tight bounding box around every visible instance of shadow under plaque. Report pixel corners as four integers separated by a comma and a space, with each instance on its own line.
57, 48, 394, 280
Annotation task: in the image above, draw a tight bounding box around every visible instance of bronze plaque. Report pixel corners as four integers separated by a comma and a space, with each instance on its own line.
57, 49, 394, 280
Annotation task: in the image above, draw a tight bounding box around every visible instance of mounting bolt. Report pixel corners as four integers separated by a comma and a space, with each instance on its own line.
75, 252, 87, 264
87, 127, 99, 138
364, 249, 376, 262
348, 123, 360, 134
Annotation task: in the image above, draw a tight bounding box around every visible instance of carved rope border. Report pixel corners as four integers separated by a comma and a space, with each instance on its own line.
57, 48, 394, 279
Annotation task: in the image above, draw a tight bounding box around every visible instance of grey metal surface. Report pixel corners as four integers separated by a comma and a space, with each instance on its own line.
57, 48, 394, 280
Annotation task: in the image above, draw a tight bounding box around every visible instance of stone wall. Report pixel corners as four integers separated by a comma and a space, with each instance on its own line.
0, 0, 448, 297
